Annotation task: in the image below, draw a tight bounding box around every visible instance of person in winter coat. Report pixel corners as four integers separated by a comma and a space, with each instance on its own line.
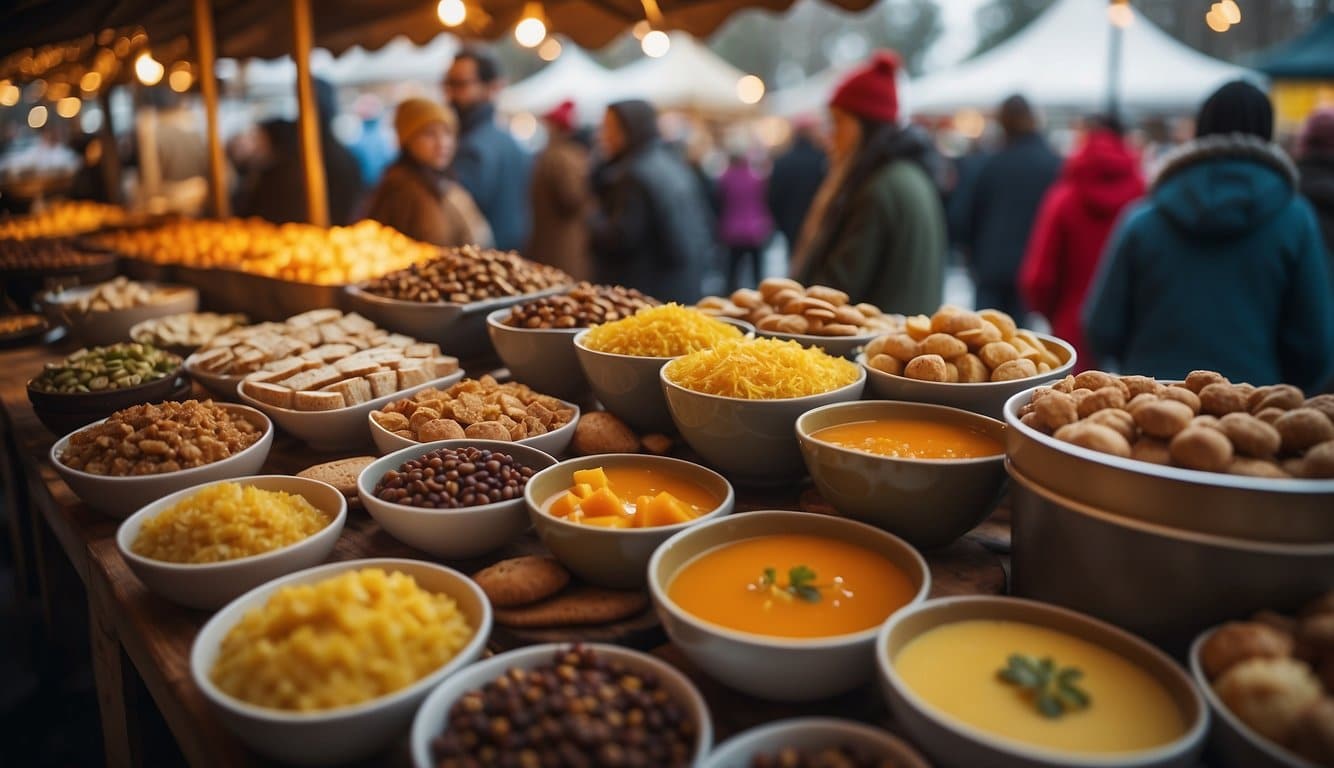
959, 94, 1062, 319
768, 121, 826, 253
789, 51, 945, 316
1297, 107, 1334, 259
717, 153, 774, 290
589, 100, 716, 304
1019, 117, 1145, 372
1084, 81, 1334, 392
526, 100, 593, 280
443, 47, 531, 251
363, 98, 492, 248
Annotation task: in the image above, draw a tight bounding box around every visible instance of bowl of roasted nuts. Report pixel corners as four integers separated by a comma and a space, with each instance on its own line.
410, 643, 712, 768
130, 312, 248, 357
859, 305, 1075, 419
50, 400, 274, 518
703, 717, 929, 768
44, 277, 199, 347
486, 283, 660, 401
27, 342, 188, 434
357, 440, 558, 559
698, 278, 900, 359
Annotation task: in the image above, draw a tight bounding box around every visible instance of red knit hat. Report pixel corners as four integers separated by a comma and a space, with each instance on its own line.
542, 100, 577, 133
830, 50, 901, 123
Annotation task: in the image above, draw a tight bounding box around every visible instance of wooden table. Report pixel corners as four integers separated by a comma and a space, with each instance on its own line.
0, 342, 1008, 767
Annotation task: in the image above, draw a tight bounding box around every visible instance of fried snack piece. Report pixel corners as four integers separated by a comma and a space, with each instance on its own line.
1054, 422, 1132, 457
1200, 622, 1296, 681
1170, 426, 1234, 472
1306, 395, 1334, 424
904, 354, 949, 382
1073, 370, 1120, 393
1290, 698, 1334, 767
978, 341, 1019, 370
991, 358, 1038, 382
1161, 386, 1202, 414
1228, 458, 1291, 479
868, 353, 903, 376
1215, 658, 1323, 747
1251, 385, 1305, 414
1077, 385, 1128, 419
1085, 408, 1137, 443
1300, 441, 1334, 479
1218, 412, 1282, 459
571, 412, 639, 456
954, 353, 989, 383
921, 333, 968, 359
1276, 409, 1334, 454
1200, 383, 1250, 416
1184, 370, 1229, 394
1033, 391, 1079, 433
1135, 399, 1195, 440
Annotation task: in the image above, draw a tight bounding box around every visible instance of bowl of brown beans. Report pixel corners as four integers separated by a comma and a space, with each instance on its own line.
410, 643, 712, 768
357, 440, 558, 559
486, 284, 660, 401
703, 717, 929, 768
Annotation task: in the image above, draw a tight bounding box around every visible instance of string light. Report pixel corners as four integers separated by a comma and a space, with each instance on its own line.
0, 81, 19, 106
642, 30, 670, 58
80, 71, 102, 92
1220, 0, 1241, 24
1108, 0, 1133, 28
514, 3, 547, 48
28, 105, 48, 129
56, 96, 81, 119
632, 20, 652, 40
168, 68, 193, 92
1206, 1, 1241, 32
538, 37, 562, 62
437, 0, 467, 27
736, 75, 765, 105
135, 51, 164, 85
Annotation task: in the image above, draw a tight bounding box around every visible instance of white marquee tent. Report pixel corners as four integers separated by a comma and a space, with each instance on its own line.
608, 33, 758, 115
497, 45, 618, 119
909, 0, 1254, 115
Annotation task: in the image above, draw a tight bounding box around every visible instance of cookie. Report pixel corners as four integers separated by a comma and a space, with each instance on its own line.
295, 456, 376, 498
494, 586, 649, 628
472, 556, 571, 608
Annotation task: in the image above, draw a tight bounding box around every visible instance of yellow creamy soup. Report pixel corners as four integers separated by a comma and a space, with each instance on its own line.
895, 620, 1187, 754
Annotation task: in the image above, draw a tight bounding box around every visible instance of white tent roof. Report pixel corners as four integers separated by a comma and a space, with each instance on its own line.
767, 62, 916, 119
910, 0, 1254, 115
608, 33, 757, 115
326, 36, 458, 87
498, 45, 617, 119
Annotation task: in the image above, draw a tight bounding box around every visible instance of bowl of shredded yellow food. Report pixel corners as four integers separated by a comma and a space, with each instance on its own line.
573, 304, 747, 433
661, 337, 866, 486
190, 558, 490, 765
115, 476, 347, 610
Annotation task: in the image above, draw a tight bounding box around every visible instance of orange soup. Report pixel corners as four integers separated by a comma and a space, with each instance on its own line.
544, 466, 720, 529
812, 418, 1003, 459
667, 534, 917, 638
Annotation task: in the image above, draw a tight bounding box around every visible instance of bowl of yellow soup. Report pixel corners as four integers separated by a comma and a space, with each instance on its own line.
796, 400, 1008, 549
878, 596, 1208, 768
648, 509, 930, 702
525, 454, 735, 588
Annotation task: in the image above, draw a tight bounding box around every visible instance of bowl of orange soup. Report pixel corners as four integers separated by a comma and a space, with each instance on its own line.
796, 401, 1008, 549
525, 454, 734, 588
878, 596, 1208, 768
648, 509, 930, 702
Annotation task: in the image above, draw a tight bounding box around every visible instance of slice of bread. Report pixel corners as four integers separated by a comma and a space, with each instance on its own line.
366, 370, 399, 398
242, 380, 294, 409
293, 390, 346, 411
296, 456, 375, 498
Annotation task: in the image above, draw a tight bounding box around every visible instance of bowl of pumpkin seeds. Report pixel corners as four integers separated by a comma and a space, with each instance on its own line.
27, 342, 189, 434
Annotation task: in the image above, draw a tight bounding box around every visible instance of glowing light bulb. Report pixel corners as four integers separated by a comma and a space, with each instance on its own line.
1108, 2, 1133, 28
515, 16, 546, 48
135, 51, 164, 86
1220, 0, 1241, 24
80, 70, 102, 92
437, 0, 467, 27
641, 30, 670, 58
56, 96, 81, 118
28, 105, 48, 128
169, 68, 193, 92
736, 75, 765, 105
632, 20, 652, 40
538, 37, 562, 62
1206, 7, 1230, 32
0, 82, 19, 107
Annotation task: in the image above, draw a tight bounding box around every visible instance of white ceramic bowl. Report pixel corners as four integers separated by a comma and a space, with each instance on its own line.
485, 307, 587, 401
50, 403, 274, 518
878, 596, 1209, 768
661, 366, 867, 487
45, 282, 199, 347
191, 558, 491, 766
704, 717, 930, 768
860, 332, 1076, 419
648, 510, 930, 702
358, 439, 558, 559
183, 352, 245, 401
367, 397, 580, 458
115, 475, 347, 610
523, 453, 735, 588
410, 643, 713, 768
573, 329, 678, 433
753, 328, 881, 359
237, 370, 464, 452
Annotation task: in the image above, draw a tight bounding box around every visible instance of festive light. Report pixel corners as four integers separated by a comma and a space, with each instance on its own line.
642, 30, 670, 58
1220, 0, 1241, 24
1206, 6, 1230, 32
135, 51, 164, 85
1108, 0, 1133, 28
737, 75, 765, 105
538, 37, 563, 62
632, 20, 652, 40
437, 0, 467, 27
0, 82, 19, 107
515, 3, 547, 48
28, 105, 48, 128
56, 96, 81, 118
80, 71, 102, 92
511, 112, 538, 141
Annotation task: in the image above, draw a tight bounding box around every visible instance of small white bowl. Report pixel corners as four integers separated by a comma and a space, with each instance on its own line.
50, 403, 274, 518
237, 370, 464, 452
704, 717, 930, 768
191, 558, 491, 766
573, 329, 678, 433
486, 307, 588, 401
410, 643, 713, 768
115, 475, 347, 610
753, 328, 881, 359
45, 282, 199, 347
183, 352, 245, 401
368, 397, 580, 458
358, 439, 559, 559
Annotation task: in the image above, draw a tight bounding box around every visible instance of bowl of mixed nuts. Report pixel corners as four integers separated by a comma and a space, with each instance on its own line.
44, 277, 199, 347
27, 342, 188, 434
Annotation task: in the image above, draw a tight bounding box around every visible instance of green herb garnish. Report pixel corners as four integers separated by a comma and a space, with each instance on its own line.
997, 654, 1091, 719
758, 565, 825, 603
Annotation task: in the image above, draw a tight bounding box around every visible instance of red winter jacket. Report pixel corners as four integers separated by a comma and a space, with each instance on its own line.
1019, 131, 1145, 371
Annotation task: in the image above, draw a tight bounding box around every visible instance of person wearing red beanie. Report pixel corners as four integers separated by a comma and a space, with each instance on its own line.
526, 99, 594, 279
790, 50, 945, 315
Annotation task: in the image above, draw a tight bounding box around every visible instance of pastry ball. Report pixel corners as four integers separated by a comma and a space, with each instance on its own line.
1215, 658, 1323, 747
1290, 698, 1334, 767
1304, 592, 1334, 620
1201, 622, 1296, 681
1299, 613, 1334, 660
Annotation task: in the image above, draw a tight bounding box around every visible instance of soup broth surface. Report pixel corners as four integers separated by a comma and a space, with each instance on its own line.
811, 419, 1003, 459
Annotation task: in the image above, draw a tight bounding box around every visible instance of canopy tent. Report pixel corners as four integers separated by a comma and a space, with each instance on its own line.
497, 45, 617, 119
908, 0, 1253, 116
1255, 13, 1334, 80
607, 32, 758, 115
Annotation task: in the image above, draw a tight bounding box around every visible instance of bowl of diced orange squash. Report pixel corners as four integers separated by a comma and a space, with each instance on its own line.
524, 455, 735, 588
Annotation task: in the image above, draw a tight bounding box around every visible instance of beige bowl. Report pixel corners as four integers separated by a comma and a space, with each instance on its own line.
878, 596, 1209, 768
860, 332, 1075, 419
753, 328, 881, 359
368, 397, 579, 458
661, 367, 866, 487
485, 308, 587, 401
703, 717, 930, 768
45, 282, 200, 347
648, 510, 930, 702
796, 400, 1007, 549
573, 329, 677, 433
183, 352, 245, 401
524, 453, 735, 588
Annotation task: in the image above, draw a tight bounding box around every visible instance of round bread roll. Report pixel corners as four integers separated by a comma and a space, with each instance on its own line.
1200, 622, 1296, 681
1214, 658, 1323, 747
904, 354, 948, 382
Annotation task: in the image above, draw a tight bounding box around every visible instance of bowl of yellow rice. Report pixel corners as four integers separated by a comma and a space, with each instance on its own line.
190, 558, 490, 765
661, 337, 866, 486
115, 475, 347, 610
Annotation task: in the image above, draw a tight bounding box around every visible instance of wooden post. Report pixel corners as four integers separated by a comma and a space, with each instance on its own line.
96, 89, 122, 205
291, 0, 328, 226
193, 0, 230, 218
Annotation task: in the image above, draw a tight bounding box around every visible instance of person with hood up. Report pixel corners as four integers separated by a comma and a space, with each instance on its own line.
1297, 107, 1334, 259
526, 100, 593, 280
589, 99, 715, 303
1084, 81, 1334, 392
1018, 116, 1145, 372
789, 50, 945, 315
363, 98, 492, 248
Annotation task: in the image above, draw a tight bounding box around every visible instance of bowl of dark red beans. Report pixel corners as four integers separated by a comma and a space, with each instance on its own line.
410, 643, 712, 768
357, 440, 557, 559
702, 717, 930, 768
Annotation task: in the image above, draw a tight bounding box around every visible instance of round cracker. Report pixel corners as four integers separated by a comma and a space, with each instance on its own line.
472, 556, 571, 608
493, 586, 648, 627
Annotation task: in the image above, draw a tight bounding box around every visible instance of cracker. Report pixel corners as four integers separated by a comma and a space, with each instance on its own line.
323, 376, 372, 406
243, 380, 294, 409
293, 390, 346, 411
366, 370, 399, 398
472, 556, 571, 608
493, 586, 649, 627
397, 364, 430, 388
296, 456, 375, 498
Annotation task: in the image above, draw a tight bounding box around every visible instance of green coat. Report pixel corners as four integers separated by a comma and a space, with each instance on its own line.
800, 161, 946, 316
